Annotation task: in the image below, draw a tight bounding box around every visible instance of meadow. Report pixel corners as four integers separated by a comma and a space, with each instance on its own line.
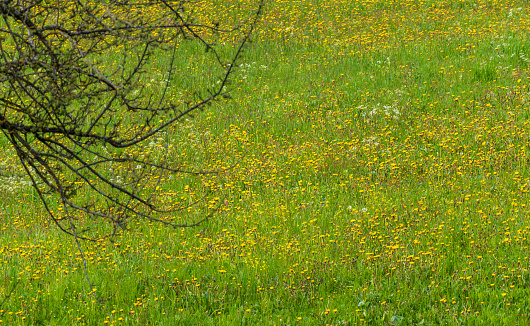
1, 0, 530, 324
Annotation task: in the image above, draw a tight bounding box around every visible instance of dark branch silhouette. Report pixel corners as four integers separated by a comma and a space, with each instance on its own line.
0, 0, 264, 241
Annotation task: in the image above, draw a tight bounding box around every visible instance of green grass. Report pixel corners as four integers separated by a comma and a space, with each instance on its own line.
2, 0, 530, 325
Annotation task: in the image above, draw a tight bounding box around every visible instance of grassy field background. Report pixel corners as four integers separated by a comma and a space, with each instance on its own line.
1, 0, 530, 324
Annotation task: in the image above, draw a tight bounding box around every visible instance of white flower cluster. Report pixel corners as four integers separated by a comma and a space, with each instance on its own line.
507, 7, 523, 18
0, 176, 32, 193
0, 162, 32, 193
238, 62, 267, 80
374, 57, 391, 70
362, 136, 380, 147
518, 52, 530, 63
359, 103, 401, 121
148, 131, 167, 148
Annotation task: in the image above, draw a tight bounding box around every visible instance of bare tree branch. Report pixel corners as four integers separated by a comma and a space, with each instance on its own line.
0, 0, 265, 242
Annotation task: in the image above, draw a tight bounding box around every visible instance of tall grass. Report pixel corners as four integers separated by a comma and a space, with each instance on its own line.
1, 0, 530, 324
